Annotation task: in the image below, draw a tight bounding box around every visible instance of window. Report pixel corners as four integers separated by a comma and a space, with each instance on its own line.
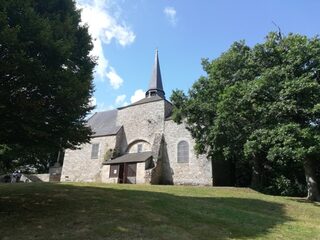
137, 144, 143, 153
177, 141, 189, 163
109, 165, 119, 178
91, 143, 100, 159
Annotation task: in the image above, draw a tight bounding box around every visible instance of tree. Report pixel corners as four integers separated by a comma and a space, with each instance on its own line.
171, 32, 320, 201
0, 0, 95, 171
171, 42, 257, 186
245, 124, 320, 200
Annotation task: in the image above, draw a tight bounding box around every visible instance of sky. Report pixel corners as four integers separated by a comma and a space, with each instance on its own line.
75, 0, 320, 112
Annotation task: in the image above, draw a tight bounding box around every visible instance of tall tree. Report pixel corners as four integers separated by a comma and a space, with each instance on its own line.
171, 32, 320, 201
0, 0, 95, 170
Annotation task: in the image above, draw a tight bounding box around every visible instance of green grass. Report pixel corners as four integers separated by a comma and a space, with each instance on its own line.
0, 183, 319, 240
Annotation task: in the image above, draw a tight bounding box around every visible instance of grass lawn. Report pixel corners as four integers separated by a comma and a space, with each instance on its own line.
0, 183, 319, 240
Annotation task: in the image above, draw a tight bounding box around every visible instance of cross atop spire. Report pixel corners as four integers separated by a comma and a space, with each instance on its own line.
146, 49, 165, 98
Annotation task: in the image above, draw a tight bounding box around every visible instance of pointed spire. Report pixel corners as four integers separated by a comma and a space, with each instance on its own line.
146, 49, 165, 98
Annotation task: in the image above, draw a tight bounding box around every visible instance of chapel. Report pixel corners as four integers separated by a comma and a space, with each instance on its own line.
61, 50, 212, 185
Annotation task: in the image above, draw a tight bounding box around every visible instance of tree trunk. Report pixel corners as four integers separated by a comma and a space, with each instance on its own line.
251, 157, 263, 190
304, 159, 320, 202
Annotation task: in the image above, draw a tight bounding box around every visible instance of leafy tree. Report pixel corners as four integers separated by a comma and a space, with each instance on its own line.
171, 42, 256, 186
0, 0, 95, 171
171, 32, 320, 201
244, 126, 310, 197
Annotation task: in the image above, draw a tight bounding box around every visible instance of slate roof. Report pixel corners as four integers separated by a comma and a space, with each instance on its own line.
104, 152, 153, 164
145, 50, 165, 99
118, 95, 164, 109
87, 109, 121, 137
148, 49, 164, 92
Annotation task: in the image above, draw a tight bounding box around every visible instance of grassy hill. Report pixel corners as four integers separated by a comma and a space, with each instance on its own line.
0, 183, 319, 240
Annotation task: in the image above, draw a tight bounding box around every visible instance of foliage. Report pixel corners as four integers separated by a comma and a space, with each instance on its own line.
244, 124, 314, 196
104, 150, 112, 161
0, 0, 95, 171
171, 32, 320, 199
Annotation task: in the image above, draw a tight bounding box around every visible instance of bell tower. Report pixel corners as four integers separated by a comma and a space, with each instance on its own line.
146, 49, 165, 98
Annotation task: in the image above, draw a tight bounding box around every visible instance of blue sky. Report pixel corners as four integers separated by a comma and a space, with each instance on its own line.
76, 0, 320, 112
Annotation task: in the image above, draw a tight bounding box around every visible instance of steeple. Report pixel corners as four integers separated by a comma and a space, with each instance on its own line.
146, 49, 165, 98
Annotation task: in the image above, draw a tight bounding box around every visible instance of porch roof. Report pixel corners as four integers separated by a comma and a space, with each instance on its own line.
104, 152, 153, 165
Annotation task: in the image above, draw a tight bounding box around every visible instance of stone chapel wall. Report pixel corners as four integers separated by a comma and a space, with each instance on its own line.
164, 119, 212, 185
61, 135, 117, 182
116, 100, 165, 150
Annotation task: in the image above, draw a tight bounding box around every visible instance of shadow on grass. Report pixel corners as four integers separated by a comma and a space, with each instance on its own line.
288, 198, 320, 207
0, 183, 291, 240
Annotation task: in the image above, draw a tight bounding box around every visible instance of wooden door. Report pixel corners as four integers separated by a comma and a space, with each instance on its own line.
118, 164, 124, 183
124, 163, 137, 184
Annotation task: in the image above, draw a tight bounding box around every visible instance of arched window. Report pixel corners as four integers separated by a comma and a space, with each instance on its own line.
177, 141, 189, 163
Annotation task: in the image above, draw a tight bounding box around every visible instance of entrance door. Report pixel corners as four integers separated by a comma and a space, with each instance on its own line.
118, 164, 124, 183
118, 163, 137, 184
124, 163, 137, 184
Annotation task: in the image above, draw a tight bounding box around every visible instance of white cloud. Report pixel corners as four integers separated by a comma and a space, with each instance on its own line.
95, 102, 114, 112
164, 6, 177, 26
130, 89, 145, 103
92, 37, 109, 79
115, 94, 126, 105
76, 0, 135, 87
105, 24, 136, 47
89, 96, 97, 107
88, 100, 113, 117
106, 67, 123, 89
